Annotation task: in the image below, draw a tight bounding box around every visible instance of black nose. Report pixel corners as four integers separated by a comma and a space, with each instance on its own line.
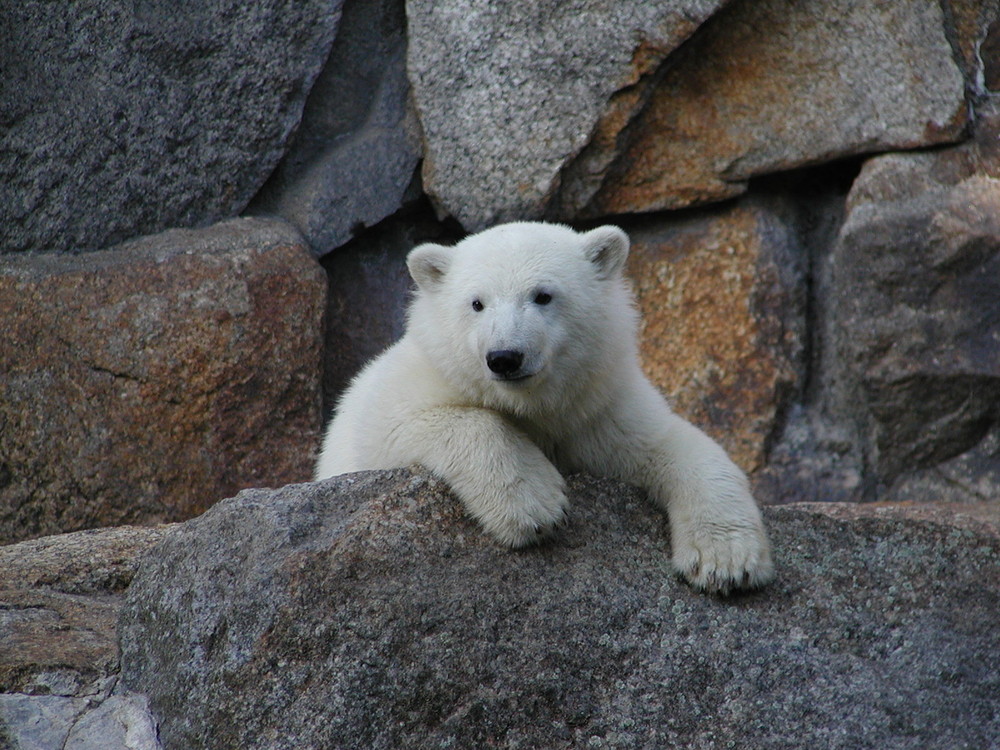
486, 349, 524, 376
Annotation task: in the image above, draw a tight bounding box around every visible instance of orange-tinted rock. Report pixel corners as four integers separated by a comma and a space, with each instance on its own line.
943, 0, 1000, 94
627, 200, 804, 475
579, 0, 966, 217
406, 0, 732, 229
0, 218, 326, 543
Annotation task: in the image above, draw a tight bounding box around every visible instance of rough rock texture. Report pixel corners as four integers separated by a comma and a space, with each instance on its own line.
0, 692, 161, 750
119, 471, 1000, 750
249, 0, 422, 256
0, 525, 174, 598
946, 0, 1000, 100
824, 118, 1000, 505
0, 218, 326, 543
0, 682, 161, 750
406, 0, 731, 230
0, 526, 172, 696
0, 0, 343, 255
577, 0, 967, 216
0, 589, 119, 697
0, 525, 168, 749
626, 199, 804, 477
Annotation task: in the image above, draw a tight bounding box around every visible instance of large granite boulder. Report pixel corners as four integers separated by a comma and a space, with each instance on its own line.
0, 218, 326, 543
119, 470, 1000, 749
248, 0, 422, 256
0, 0, 342, 255
573, 0, 967, 216
406, 0, 732, 230
821, 117, 1000, 504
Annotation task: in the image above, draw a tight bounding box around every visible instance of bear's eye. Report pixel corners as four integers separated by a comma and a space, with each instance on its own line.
534, 292, 553, 306
471, 299, 484, 312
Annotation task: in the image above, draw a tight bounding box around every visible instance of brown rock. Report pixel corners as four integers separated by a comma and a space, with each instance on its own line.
0, 218, 326, 543
0, 525, 168, 695
0, 588, 120, 695
0, 525, 173, 595
943, 0, 1000, 96
626, 199, 804, 476
577, 0, 966, 216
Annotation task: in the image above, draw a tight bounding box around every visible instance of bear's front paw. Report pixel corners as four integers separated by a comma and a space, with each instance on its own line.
476, 472, 569, 549
671, 520, 774, 596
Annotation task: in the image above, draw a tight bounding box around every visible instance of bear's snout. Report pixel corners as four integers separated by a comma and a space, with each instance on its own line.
486, 349, 524, 377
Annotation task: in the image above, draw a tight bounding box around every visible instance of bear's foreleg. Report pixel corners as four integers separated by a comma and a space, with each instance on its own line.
577, 391, 774, 594
399, 406, 569, 548
645, 414, 774, 594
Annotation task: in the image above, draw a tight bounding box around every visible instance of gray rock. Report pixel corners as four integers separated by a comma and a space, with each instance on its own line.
0, 218, 326, 543
248, 0, 422, 256
0, 694, 88, 750
406, 0, 730, 230
0, 692, 161, 750
0, 0, 342, 254
823, 122, 1000, 504
119, 470, 1000, 749
65, 693, 162, 750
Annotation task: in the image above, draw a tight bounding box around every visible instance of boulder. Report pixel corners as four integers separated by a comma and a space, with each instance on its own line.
576, 0, 967, 216
0, 525, 168, 749
0, 525, 171, 701
0, 686, 161, 750
823, 117, 1000, 504
119, 470, 1000, 749
248, 0, 422, 256
0, 525, 174, 598
406, 0, 731, 230
0, 524, 171, 696
0, 218, 326, 543
0, 0, 342, 255
626, 198, 805, 478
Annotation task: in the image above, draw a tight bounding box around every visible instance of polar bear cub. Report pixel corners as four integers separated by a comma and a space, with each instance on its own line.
315, 222, 774, 594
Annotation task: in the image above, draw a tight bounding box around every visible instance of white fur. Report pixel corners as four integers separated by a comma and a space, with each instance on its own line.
316, 222, 774, 594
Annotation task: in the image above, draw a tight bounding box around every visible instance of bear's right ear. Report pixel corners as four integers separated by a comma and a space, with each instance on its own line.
407, 243, 452, 291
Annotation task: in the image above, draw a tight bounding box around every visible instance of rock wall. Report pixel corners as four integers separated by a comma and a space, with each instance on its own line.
3, 1, 1000, 746
0, 0, 996, 535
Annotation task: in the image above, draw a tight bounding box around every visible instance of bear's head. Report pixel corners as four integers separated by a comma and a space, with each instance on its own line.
406, 222, 638, 419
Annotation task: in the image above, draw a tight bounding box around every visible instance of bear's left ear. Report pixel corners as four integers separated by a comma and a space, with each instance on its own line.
582, 225, 630, 280
407, 243, 452, 292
